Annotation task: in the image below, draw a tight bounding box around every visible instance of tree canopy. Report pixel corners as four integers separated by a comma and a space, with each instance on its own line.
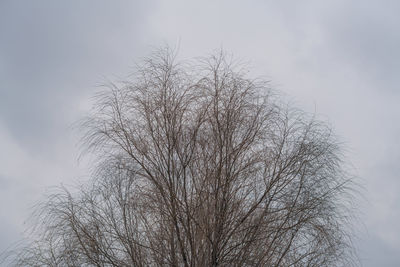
9, 49, 357, 267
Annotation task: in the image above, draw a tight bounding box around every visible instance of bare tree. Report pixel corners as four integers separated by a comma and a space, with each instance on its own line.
9, 49, 357, 266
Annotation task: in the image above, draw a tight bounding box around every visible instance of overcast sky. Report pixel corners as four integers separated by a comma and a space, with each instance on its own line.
1, 1, 400, 266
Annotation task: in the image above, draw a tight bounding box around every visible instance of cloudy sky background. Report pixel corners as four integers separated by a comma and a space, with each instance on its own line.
1, 1, 399, 266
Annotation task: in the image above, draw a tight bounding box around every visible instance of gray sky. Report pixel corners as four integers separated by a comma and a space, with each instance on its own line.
1, 1, 399, 266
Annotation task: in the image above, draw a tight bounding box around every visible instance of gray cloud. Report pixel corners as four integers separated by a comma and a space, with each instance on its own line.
326, 1, 400, 88
0, 0, 153, 154
1, 0, 399, 265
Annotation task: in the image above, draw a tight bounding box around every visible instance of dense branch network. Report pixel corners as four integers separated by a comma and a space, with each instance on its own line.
9, 49, 357, 266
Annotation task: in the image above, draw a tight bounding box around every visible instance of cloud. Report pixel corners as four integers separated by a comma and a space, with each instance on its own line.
0, 0, 153, 154
1, 0, 399, 265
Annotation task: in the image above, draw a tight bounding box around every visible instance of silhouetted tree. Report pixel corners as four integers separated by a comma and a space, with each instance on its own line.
10, 49, 357, 266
